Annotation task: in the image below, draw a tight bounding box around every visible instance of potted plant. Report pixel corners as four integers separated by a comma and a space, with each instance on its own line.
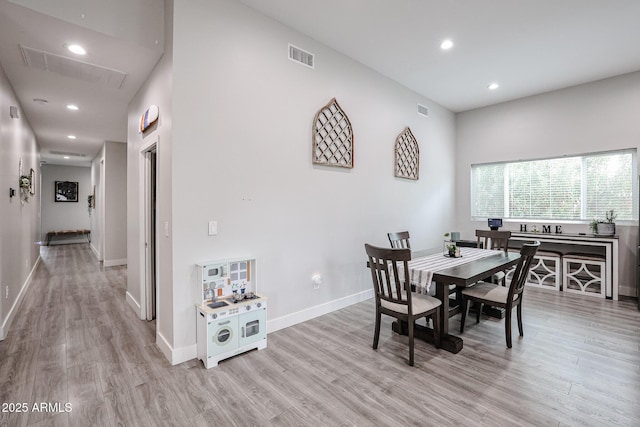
589, 210, 617, 236
443, 233, 460, 257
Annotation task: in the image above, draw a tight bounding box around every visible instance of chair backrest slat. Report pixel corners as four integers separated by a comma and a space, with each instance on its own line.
506, 241, 540, 306
365, 244, 412, 310
476, 229, 511, 253
387, 231, 411, 249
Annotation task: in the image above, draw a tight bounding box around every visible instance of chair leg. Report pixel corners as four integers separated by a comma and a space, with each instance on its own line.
505, 309, 512, 348
517, 303, 524, 337
408, 319, 414, 366
460, 298, 469, 333
372, 310, 381, 349
432, 310, 441, 349
476, 302, 483, 323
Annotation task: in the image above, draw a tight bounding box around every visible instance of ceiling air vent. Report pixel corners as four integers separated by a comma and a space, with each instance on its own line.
20, 45, 127, 89
50, 151, 87, 158
288, 43, 314, 69
417, 104, 429, 118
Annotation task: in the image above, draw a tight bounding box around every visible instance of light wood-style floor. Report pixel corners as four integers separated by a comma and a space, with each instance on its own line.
1, 243, 639, 426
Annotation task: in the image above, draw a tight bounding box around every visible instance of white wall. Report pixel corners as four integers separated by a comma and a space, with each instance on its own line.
127, 0, 174, 352
40, 164, 91, 244
455, 71, 640, 296
0, 63, 40, 340
103, 141, 127, 266
161, 0, 456, 360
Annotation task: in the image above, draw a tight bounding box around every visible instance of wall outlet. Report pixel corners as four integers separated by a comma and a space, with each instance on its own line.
312, 274, 322, 290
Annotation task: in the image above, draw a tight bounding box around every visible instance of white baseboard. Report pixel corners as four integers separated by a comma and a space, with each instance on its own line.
149, 290, 372, 366
104, 258, 127, 267
125, 291, 143, 319
90, 242, 102, 261
156, 331, 197, 366
266, 289, 373, 334
0, 256, 41, 340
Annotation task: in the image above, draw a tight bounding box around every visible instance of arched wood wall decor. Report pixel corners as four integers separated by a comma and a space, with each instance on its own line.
394, 127, 419, 180
312, 98, 353, 168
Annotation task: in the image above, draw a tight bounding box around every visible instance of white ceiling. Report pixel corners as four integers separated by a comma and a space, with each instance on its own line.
239, 0, 640, 112
2, 0, 640, 166
0, 0, 164, 166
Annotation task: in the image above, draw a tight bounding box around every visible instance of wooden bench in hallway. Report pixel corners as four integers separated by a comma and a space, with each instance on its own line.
45, 229, 91, 246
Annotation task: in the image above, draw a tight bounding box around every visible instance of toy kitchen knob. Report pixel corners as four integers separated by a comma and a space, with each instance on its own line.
245, 305, 251, 311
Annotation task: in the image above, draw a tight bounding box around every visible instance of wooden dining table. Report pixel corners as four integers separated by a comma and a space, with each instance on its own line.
392, 247, 521, 354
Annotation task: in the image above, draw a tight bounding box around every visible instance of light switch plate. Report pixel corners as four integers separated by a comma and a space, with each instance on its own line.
208, 221, 217, 236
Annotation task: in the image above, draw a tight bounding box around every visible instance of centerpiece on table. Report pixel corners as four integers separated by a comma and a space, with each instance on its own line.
443, 233, 461, 258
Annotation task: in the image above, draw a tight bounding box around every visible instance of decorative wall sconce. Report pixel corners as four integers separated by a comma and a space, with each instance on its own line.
139, 104, 159, 133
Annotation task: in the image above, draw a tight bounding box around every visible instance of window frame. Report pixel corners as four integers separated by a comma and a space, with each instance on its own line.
471, 149, 638, 224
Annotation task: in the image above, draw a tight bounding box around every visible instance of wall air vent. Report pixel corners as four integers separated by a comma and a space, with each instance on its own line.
288, 43, 314, 69
417, 104, 430, 118
20, 45, 128, 89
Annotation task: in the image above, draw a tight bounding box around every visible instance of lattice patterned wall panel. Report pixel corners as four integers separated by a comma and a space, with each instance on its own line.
312, 98, 354, 168
394, 127, 419, 180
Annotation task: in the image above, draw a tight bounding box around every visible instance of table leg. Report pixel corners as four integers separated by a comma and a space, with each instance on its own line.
435, 280, 449, 335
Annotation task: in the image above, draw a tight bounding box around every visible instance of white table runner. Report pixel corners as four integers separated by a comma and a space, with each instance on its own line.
403, 247, 501, 294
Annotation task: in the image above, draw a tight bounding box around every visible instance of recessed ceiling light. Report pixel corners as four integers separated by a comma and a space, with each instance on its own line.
440, 39, 454, 50
66, 104, 79, 111
33, 98, 48, 105
67, 44, 86, 55
63, 156, 70, 159
487, 82, 500, 90
67, 135, 77, 140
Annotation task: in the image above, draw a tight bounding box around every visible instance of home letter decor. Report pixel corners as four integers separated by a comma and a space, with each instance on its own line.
312, 98, 353, 168
394, 127, 419, 180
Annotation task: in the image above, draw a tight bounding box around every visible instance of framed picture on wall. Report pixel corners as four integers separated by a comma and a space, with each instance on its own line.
55, 181, 78, 202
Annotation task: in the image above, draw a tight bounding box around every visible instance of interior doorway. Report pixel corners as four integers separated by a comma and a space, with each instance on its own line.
143, 147, 158, 321
99, 159, 105, 261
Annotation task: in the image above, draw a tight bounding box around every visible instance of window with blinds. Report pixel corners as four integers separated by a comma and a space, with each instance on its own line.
471, 149, 637, 221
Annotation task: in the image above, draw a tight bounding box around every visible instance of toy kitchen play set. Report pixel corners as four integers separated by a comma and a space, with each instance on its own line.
195, 257, 266, 368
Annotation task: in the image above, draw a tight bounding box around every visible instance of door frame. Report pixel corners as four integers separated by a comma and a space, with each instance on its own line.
139, 139, 159, 322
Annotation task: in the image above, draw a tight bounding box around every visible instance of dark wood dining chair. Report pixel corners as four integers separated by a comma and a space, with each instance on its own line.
459, 241, 540, 348
476, 229, 512, 285
475, 229, 511, 252
365, 244, 441, 366
387, 231, 411, 249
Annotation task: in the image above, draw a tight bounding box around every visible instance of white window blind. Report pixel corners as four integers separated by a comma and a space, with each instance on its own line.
472, 150, 636, 221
